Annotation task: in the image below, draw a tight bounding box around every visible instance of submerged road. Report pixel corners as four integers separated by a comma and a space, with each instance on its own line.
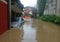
0, 18, 60, 42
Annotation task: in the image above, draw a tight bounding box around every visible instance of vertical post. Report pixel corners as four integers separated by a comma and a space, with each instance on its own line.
8, 0, 11, 29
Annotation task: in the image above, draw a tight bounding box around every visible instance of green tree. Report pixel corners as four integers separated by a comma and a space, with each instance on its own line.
37, 0, 47, 16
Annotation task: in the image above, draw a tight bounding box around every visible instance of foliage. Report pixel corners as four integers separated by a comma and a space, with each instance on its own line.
37, 0, 47, 16
39, 15, 60, 25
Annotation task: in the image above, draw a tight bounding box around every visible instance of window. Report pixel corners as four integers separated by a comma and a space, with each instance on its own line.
49, 0, 53, 3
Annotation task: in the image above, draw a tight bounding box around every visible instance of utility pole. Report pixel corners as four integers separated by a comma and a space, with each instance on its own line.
8, 0, 11, 29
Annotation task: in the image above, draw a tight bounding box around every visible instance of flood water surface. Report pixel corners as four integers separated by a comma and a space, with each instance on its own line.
0, 19, 60, 42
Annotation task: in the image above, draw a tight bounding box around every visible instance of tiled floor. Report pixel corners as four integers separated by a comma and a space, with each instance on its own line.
0, 18, 60, 42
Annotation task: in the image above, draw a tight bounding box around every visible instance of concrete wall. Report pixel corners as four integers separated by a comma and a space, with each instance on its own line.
44, 0, 57, 15
56, 0, 60, 16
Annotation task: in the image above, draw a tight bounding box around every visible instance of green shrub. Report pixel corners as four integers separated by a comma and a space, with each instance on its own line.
54, 17, 60, 24
40, 15, 55, 22
39, 15, 60, 25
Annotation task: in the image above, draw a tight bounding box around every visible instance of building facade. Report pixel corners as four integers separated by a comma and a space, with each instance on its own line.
44, 0, 60, 16
44, 0, 57, 15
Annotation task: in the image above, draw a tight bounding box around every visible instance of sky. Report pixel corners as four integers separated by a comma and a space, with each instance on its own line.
20, 0, 37, 7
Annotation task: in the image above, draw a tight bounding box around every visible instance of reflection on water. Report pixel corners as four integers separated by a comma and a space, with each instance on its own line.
21, 18, 37, 42
21, 18, 60, 42
0, 18, 60, 42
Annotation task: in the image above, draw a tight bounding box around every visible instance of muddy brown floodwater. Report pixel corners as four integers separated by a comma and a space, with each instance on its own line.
0, 18, 60, 42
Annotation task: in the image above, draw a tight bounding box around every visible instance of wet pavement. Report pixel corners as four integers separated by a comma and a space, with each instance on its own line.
0, 18, 60, 42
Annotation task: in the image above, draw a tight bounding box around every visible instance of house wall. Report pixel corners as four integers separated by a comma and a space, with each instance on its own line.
0, 1, 8, 35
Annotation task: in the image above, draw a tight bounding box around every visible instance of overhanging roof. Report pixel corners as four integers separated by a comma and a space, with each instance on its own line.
11, 5, 22, 13
11, 0, 24, 13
